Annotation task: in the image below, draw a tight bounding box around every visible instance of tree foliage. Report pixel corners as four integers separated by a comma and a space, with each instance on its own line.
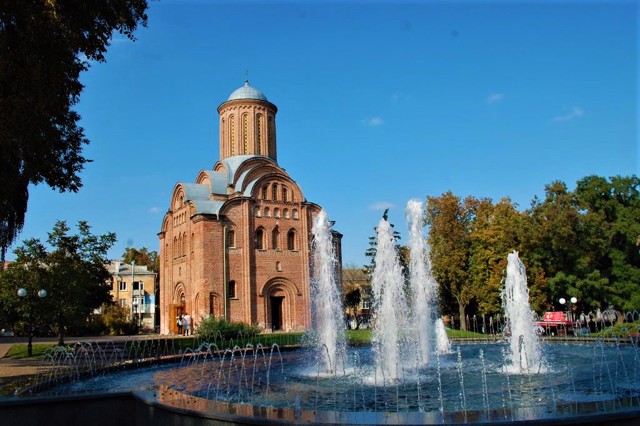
0, 0, 148, 260
423, 175, 640, 323
122, 246, 158, 273
0, 220, 116, 344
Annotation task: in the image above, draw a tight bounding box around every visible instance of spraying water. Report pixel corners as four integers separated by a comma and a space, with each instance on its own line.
311, 210, 347, 373
406, 199, 441, 365
502, 251, 544, 374
371, 216, 408, 380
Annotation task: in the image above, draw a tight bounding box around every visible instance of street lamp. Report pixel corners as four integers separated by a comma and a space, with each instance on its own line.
559, 296, 578, 322
17, 287, 47, 357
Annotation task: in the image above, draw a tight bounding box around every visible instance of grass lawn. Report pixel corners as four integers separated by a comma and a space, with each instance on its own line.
5, 343, 57, 359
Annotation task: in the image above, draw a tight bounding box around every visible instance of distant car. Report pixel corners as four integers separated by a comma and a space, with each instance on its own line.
1, 329, 14, 337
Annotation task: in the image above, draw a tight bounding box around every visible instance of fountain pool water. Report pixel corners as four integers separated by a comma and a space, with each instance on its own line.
39, 339, 640, 424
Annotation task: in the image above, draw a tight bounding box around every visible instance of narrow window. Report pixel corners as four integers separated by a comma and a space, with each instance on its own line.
227, 230, 235, 248
119, 282, 127, 291
209, 293, 215, 316
242, 113, 249, 154
229, 115, 236, 155
255, 229, 264, 250
292, 209, 299, 219
272, 184, 278, 200
287, 229, 296, 250
254, 206, 261, 217
256, 114, 264, 154
272, 227, 279, 250
264, 207, 270, 217
276, 261, 282, 272
282, 186, 288, 202
283, 209, 289, 219
274, 208, 280, 218
262, 185, 268, 200
228, 280, 236, 299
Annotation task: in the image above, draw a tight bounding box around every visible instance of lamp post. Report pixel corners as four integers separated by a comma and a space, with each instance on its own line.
17, 287, 47, 357
559, 296, 578, 322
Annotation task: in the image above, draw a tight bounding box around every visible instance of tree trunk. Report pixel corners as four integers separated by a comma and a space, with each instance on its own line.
57, 320, 65, 346
458, 303, 467, 331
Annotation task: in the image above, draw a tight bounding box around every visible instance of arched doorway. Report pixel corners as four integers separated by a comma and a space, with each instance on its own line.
270, 289, 285, 331
262, 280, 299, 332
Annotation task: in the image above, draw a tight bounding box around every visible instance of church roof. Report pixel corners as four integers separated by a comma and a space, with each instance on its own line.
227, 81, 268, 101
177, 155, 286, 217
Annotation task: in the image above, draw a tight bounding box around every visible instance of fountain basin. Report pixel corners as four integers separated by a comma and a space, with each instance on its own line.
16, 340, 640, 425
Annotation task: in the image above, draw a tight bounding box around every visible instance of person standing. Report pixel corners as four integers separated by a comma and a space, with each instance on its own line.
177, 314, 183, 335
183, 313, 191, 336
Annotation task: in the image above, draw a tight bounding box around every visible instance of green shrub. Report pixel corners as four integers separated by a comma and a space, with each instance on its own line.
196, 316, 260, 342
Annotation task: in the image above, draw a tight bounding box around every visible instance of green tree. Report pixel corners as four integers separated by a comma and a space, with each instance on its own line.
468, 197, 523, 316
574, 175, 640, 311
122, 246, 158, 273
425, 192, 476, 330
0, 1, 148, 261
0, 221, 116, 345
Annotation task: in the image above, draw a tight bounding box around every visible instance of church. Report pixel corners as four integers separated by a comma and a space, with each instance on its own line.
158, 81, 342, 335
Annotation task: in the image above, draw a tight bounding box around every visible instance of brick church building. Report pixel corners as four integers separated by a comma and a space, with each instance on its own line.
158, 81, 341, 335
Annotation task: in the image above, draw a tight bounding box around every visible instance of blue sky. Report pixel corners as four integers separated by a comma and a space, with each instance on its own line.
9, 0, 638, 267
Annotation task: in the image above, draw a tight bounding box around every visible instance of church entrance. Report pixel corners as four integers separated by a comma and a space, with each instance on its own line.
270, 296, 284, 331
170, 304, 184, 335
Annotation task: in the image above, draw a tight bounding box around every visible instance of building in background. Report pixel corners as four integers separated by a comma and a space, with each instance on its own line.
107, 261, 158, 331
158, 81, 342, 335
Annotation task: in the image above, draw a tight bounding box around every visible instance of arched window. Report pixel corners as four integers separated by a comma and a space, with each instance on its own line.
173, 237, 177, 258
256, 113, 264, 154
227, 230, 235, 248
274, 208, 280, 218
182, 232, 187, 256
268, 115, 275, 155
282, 186, 288, 202
221, 118, 226, 151
276, 261, 282, 272
255, 228, 265, 250
287, 229, 297, 251
292, 209, 299, 219
262, 185, 268, 200
272, 227, 279, 250
228, 280, 236, 299
242, 113, 249, 154
283, 209, 290, 219
254, 206, 261, 217
178, 234, 183, 257
264, 207, 270, 217
190, 233, 194, 254
272, 183, 278, 200
229, 115, 236, 156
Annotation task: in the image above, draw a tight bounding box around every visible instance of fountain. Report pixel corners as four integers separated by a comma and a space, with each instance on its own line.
502, 251, 544, 374
3, 203, 640, 425
309, 209, 347, 374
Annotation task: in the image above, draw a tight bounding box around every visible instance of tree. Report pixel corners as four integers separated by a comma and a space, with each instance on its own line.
468, 197, 523, 316
0, 221, 116, 345
425, 192, 476, 330
0, 1, 149, 261
122, 246, 158, 273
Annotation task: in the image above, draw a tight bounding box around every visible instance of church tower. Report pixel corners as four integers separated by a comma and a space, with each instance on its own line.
218, 81, 278, 161
158, 81, 342, 335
